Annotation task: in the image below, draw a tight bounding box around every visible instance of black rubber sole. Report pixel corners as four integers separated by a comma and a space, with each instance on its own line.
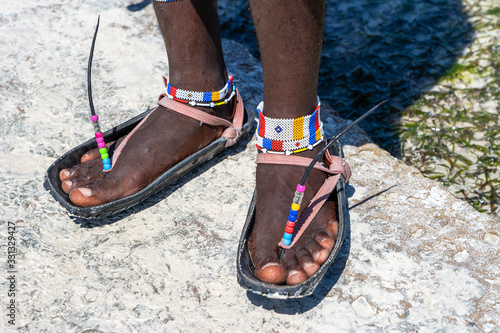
44, 107, 254, 218
236, 140, 348, 299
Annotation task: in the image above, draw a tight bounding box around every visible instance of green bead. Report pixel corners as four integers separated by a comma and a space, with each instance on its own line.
101, 153, 109, 160
99, 148, 107, 154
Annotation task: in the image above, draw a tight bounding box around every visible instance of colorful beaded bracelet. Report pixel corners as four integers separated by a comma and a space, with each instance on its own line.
255, 99, 324, 155
163, 76, 236, 107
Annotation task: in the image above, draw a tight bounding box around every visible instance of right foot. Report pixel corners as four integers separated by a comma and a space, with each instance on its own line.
248, 147, 340, 285
59, 99, 234, 207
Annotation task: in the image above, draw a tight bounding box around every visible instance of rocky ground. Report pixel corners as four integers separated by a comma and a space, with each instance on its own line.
1, 1, 499, 332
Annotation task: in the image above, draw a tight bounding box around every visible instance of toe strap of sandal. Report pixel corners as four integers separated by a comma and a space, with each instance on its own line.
256, 149, 351, 250
158, 87, 245, 148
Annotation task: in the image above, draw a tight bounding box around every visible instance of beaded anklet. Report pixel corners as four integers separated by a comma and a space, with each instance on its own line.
255, 99, 324, 155
163, 76, 236, 108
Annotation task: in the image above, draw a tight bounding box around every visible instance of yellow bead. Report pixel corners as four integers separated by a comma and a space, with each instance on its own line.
291, 203, 300, 211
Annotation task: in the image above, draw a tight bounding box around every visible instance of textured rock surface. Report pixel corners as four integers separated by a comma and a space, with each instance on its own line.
1, 1, 499, 332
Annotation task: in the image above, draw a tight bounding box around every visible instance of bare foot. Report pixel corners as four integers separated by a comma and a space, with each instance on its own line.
248, 147, 338, 285
59, 101, 233, 207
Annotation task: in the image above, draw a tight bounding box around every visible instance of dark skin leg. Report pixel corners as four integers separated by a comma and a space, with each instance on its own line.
59, 0, 234, 206
59, 0, 336, 286
248, 0, 338, 285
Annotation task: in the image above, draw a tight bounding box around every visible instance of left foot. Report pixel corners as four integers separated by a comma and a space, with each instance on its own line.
248, 146, 339, 285
59, 99, 235, 207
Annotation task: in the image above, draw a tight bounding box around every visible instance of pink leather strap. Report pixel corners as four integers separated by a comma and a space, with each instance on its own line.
257, 149, 351, 249
105, 88, 245, 172
256, 150, 351, 182
158, 87, 245, 148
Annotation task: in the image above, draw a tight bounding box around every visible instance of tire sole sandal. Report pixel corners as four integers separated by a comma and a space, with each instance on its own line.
44, 91, 254, 218
236, 140, 349, 299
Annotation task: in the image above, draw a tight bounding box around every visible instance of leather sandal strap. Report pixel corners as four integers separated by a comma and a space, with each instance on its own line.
105, 88, 245, 172
256, 150, 351, 182
256, 148, 351, 249
159, 87, 245, 147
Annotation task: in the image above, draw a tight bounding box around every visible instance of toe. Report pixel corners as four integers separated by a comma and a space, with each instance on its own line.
249, 232, 287, 284
61, 179, 73, 193
61, 171, 104, 194
80, 141, 116, 163
69, 187, 105, 207
282, 251, 308, 285
59, 169, 72, 181
254, 261, 286, 285
296, 248, 320, 278
284, 262, 308, 285
314, 230, 336, 252
61, 158, 104, 181
306, 241, 330, 265
80, 149, 101, 163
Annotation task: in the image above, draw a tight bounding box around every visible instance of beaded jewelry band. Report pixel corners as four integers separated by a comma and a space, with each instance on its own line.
255, 99, 324, 155
163, 76, 236, 108
91, 115, 111, 171
153, 0, 180, 2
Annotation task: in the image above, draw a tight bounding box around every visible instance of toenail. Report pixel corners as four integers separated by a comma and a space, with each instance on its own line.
313, 251, 322, 261
63, 180, 72, 187
261, 262, 280, 270
303, 262, 317, 271
77, 188, 92, 198
317, 236, 329, 244
287, 270, 301, 279
61, 170, 71, 177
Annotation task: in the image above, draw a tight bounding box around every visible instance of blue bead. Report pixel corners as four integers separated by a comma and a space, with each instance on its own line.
102, 158, 111, 165
288, 214, 299, 222
283, 232, 293, 240
103, 163, 111, 170
262, 138, 272, 150
282, 238, 291, 246
289, 209, 299, 217
309, 111, 317, 144
203, 91, 211, 102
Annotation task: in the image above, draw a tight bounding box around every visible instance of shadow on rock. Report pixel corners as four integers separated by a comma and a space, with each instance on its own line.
319, 0, 473, 155
218, 0, 473, 156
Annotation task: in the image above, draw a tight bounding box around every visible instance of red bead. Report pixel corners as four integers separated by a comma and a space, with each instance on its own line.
285, 226, 294, 234
286, 220, 295, 228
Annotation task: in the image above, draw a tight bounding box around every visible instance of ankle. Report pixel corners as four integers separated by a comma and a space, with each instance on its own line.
162, 73, 237, 121
168, 68, 228, 93
255, 99, 323, 155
